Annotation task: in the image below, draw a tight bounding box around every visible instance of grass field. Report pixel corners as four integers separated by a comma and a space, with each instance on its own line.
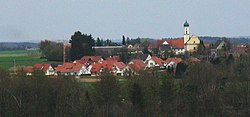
0, 50, 62, 70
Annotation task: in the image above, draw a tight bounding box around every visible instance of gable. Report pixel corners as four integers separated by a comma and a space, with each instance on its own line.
186, 36, 200, 44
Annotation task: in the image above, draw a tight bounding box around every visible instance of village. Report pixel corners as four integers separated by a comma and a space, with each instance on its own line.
18, 21, 250, 77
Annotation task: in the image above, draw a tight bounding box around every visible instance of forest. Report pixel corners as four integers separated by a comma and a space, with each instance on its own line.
0, 53, 249, 117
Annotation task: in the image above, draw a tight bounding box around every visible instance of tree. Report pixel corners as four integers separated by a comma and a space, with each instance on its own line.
39, 40, 63, 61
159, 77, 175, 115
96, 37, 102, 46
130, 83, 144, 112
69, 31, 95, 61
100, 39, 104, 46
197, 40, 206, 55
143, 47, 151, 55
126, 37, 130, 45
119, 47, 130, 64
93, 73, 121, 117
122, 35, 126, 45
175, 62, 188, 78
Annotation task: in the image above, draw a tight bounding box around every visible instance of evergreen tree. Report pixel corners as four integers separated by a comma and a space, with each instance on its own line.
122, 35, 126, 45
100, 39, 104, 46
69, 31, 95, 61
96, 37, 102, 46
126, 37, 130, 45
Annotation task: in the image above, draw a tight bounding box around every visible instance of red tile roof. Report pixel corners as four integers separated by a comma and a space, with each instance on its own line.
90, 59, 119, 73
76, 56, 103, 64
166, 58, 183, 64
34, 64, 51, 72
157, 39, 184, 49
148, 44, 157, 49
23, 66, 34, 73
114, 62, 126, 69
129, 59, 146, 72
150, 56, 165, 66
131, 59, 146, 68
55, 62, 83, 73
189, 57, 201, 62
81, 56, 102, 62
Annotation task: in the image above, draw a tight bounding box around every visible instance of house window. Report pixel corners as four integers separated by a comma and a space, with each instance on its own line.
194, 41, 195, 43
194, 47, 196, 50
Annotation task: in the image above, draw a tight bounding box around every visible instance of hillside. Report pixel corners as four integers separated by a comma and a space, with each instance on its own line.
0, 42, 39, 50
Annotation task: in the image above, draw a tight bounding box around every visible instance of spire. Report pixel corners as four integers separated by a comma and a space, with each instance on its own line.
184, 20, 189, 27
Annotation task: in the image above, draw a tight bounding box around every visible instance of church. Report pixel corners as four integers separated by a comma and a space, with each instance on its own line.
183, 21, 201, 52
156, 21, 201, 55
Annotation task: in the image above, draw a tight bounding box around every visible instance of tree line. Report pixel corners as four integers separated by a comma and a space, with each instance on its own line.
0, 53, 249, 116
40, 31, 121, 62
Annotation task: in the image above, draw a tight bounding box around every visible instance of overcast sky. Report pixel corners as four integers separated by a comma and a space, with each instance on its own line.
0, 0, 249, 42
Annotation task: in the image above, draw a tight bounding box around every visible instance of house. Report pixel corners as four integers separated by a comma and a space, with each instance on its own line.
113, 62, 127, 76
34, 64, 54, 76
145, 56, 166, 69
93, 46, 123, 57
135, 53, 151, 61
211, 39, 231, 57
76, 56, 103, 64
156, 39, 185, 55
165, 57, 183, 69
148, 44, 158, 55
55, 62, 85, 76
127, 44, 133, 48
127, 59, 147, 75
81, 63, 92, 75
17, 64, 54, 76
211, 39, 231, 51
134, 44, 142, 49
22, 66, 34, 76
90, 59, 127, 76
230, 46, 249, 57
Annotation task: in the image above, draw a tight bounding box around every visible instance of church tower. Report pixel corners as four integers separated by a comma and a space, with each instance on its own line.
184, 20, 190, 44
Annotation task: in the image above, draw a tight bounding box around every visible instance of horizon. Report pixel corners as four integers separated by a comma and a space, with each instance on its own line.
0, 0, 250, 42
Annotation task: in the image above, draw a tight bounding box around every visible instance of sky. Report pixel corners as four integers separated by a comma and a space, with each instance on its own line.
0, 0, 249, 42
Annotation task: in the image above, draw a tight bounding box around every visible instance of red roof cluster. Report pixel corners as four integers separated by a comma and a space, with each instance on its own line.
22, 64, 52, 73
90, 59, 126, 73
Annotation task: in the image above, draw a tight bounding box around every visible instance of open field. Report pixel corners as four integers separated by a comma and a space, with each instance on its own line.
0, 50, 62, 70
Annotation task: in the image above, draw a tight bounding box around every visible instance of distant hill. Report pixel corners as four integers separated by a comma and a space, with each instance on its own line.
0, 42, 39, 50
198, 36, 250, 44
162, 36, 250, 44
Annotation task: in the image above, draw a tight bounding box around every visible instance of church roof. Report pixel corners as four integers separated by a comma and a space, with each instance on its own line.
184, 21, 189, 27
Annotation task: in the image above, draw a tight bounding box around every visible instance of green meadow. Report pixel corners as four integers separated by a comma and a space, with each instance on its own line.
0, 50, 62, 70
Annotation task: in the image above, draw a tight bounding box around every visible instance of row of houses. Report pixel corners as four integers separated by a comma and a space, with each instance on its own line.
20, 55, 199, 77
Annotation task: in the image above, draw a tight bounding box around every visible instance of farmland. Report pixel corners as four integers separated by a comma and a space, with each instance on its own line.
0, 50, 62, 70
